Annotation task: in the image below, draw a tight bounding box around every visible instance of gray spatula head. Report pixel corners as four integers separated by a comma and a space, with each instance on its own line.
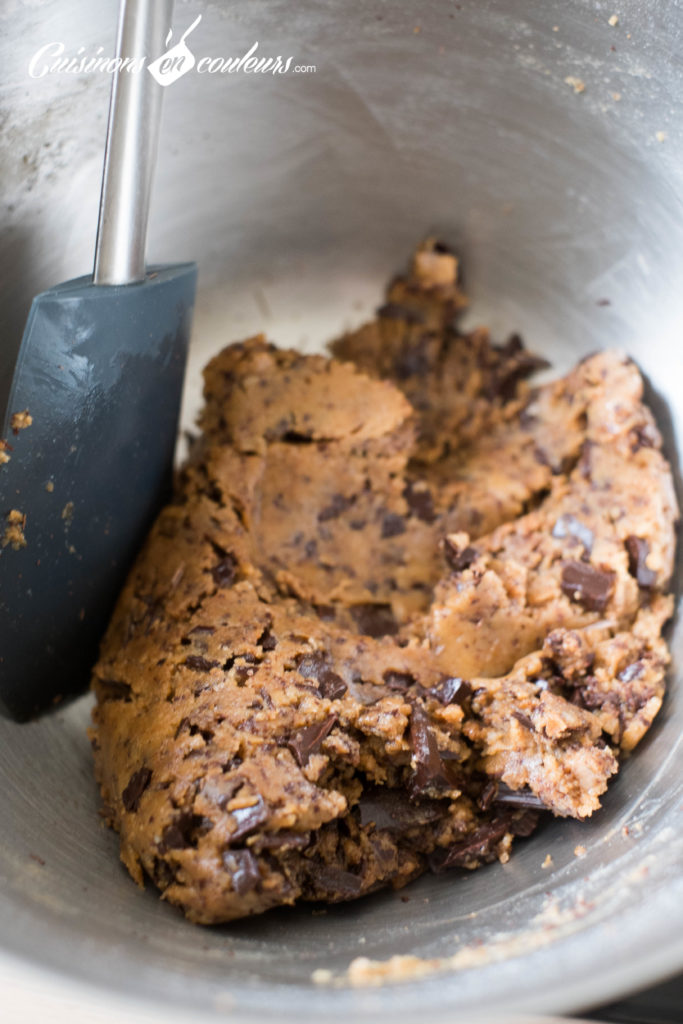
0, 264, 197, 720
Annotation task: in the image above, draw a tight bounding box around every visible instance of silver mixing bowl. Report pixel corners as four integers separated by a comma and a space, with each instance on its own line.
1, 1, 682, 1019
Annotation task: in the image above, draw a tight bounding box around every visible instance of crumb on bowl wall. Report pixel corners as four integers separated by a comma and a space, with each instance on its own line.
10, 409, 32, 433
2, 509, 27, 550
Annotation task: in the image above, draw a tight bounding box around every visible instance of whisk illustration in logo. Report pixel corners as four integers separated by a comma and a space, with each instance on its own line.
27, 14, 316, 82
147, 15, 202, 86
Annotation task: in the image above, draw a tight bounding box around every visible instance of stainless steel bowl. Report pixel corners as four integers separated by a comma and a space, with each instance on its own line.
1, 1, 682, 1019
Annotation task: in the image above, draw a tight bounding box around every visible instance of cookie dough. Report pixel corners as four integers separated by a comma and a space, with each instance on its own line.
90, 240, 678, 923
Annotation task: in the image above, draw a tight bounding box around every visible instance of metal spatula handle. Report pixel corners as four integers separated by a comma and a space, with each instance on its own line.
93, 0, 174, 286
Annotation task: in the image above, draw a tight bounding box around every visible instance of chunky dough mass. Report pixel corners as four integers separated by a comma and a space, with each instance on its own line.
90, 241, 678, 923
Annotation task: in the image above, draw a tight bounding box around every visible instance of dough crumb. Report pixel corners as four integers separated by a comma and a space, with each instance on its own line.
542, 854, 554, 869
3, 509, 27, 550
0, 439, 11, 465
611, 91, 622, 102
655, 131, 667, 143
564, 76, 586, 94
608, 14, 619, 27
10, 409, 33, 433
574, 845, 587, 858
61, 501, 74, 523
45, 480, 54, 493
311, 969, 333, 985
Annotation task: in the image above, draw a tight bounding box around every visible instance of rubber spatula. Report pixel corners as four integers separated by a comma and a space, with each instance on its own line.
0, 0, 197, 720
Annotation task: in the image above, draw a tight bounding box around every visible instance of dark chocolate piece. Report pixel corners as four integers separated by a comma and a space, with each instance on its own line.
296, 652, 347, 700
98, 679, 132, 702
494, 783, 547, 810
381, 513, 407, 539
184, 655, 219, 672
350, 603, 398, 638
252, 830, 311, 853
312, 865, 363, 897
409, 705, 458, 794
625, 535, 657, 587
358, 786, 448, 832
318, 493, 354, 522
512, 710, 535, 731
403, 481, 436, 523
286, 715, 337, 767
257, 626, 277, 651
222, 849, 261, 895
561, 561, 615, 612
159, 811, 201, 852
428, 676, 472, 706
443, 538, 477, 573
122, 767, 152, 813
383, 670, 416, 691
429, 810, 539, 872
229, 796, 269, 843
212, 553, 238, 587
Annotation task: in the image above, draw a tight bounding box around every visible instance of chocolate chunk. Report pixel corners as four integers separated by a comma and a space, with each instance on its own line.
618, 660, 644, 685
351, 603, 398, 638
403, 481, 436, 523
318, 670, 347, 700
230, 796, 269, 843
252, 830, 311, 853
377, 302, 426, 325
151, 857, 176, 889
159, 811, 212, 853
443, 537, 477, 572
122, 767, 152, 812
212, 553, 238, 587
432, 240, 453, 254
534, 446, 577, 476
631, 422, 658, 452
381, 513, 407, 539
409, 706, 458, 794
188, 625, 215, 637
578, 440, 594, 479
428, 676, 472, 706
318, 493, 354, 522
512, 710, 535, 731
561, 561, 615, 612
358, 786, 448, 832
257, 625, 277, 651
184, 655, 219, 672
286, 715, 337, 767
494, 783, 547, 810
383, 670, 416, 691
478, 779, 498, 812
625, 535, 657, 587
296, 653, 347, 699
279, 429, 314, 443
222, 849, 261, 896
98, 679, 132, 702
312, 865, 364, 898
498, 333, 524, 358
429, 810, 538, 872
428, 818, 510, 871
488, 354, 551, 402
552, 514, 594, 554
